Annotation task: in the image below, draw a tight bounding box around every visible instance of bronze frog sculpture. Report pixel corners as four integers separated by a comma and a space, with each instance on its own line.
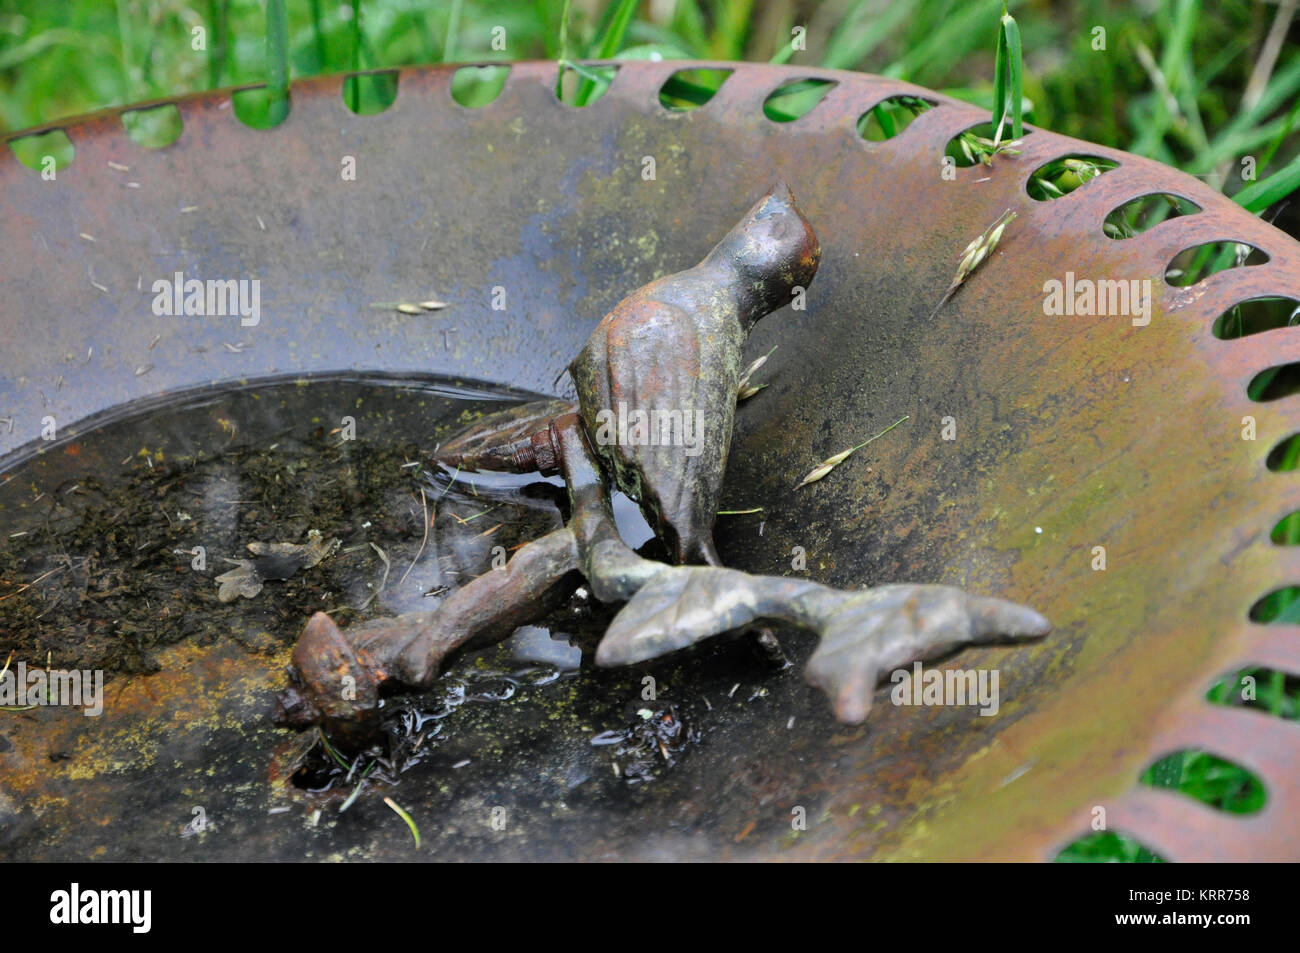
273, 183, 1050, 737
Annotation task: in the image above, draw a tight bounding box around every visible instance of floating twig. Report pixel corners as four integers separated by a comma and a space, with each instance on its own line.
352, 542, 391, 610
397, 488, 430, 589
0, 651, 37, 711
0, 565, 66, 604
451, 504, 498, 525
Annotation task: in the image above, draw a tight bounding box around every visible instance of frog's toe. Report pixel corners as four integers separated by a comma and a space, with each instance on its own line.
274, 611, 383, 732
804, 584, 1050, 724
828, 670, 875, 725
271, 668, 320, 729
967, 594, 1052, 640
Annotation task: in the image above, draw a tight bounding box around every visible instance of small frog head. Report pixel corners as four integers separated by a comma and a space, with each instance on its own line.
706, 181, 821, 322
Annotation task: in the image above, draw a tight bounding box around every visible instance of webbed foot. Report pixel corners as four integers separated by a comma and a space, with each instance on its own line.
804, 584, 1050, 723
273, 526, 581, 734
593, 569, 1049, 724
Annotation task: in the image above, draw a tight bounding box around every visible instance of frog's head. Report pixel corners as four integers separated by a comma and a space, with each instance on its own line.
705, 181, 820, 326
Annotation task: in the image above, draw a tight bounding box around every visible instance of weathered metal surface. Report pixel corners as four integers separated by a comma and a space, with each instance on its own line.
1, 61, 1299, 861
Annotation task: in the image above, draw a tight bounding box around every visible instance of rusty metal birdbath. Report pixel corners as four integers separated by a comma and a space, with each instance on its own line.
1, 61, 1299, 862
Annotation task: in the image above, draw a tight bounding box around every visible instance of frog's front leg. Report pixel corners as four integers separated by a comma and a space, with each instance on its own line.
551, 411, 665, 602
543, 412, 788, 664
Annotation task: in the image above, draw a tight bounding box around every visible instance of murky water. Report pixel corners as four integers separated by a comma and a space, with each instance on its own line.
0, 375, 564, 673
0, 374, 840, 862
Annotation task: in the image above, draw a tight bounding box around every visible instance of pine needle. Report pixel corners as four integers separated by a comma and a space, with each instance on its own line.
795, 415, 909, 489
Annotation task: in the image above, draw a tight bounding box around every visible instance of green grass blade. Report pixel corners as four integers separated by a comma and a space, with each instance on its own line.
590, 0, 638, 59
573, 0, 637, 106
993, 10, 1022, 140
709, 0, 754, 61
769, 41, 796, 65
555, 0, 571, 98
443, 0, 463, 62
564, 60, 609, 84
993, 8, 1007, 132
874, 103, 897, 139
205, 0, 228, 89
1271, 589, 1300, 624
317, 729, 348, 770
307, 0, 326, 69
384, 797, 421, 848
668, 0, 708, 56
1145, 751, 1186, 789
266, 0, 289, 125
1269, 669, 1285, 718
658, 74, 723, 107
1234, 151, 1300, 213
820, 0, 917, 71
114, 0, 136, 100
1159, 0, 1199, 96
1130, 0, 1201, 158
1256, 96, 1300, 173
1206, 56, 1300, 161
884, 0, 1001, 84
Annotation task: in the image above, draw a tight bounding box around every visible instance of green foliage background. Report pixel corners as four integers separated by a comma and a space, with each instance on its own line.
2, 0, 1297, 216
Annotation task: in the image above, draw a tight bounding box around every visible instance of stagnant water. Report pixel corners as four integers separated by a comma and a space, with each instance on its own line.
0, 375, 569, 673
0, 375, 839, 860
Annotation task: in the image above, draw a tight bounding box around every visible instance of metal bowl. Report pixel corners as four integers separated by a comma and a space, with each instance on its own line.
2, 61, 1298, 861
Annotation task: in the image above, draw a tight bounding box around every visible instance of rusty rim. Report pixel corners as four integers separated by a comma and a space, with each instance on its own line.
1, 61, 1299, 861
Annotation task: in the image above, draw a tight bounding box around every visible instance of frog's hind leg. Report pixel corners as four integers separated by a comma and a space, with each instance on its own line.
273, 525, 582, 738
595, 573, 1050, 724
433, 397, 576, 475
273, 409, 652, 737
